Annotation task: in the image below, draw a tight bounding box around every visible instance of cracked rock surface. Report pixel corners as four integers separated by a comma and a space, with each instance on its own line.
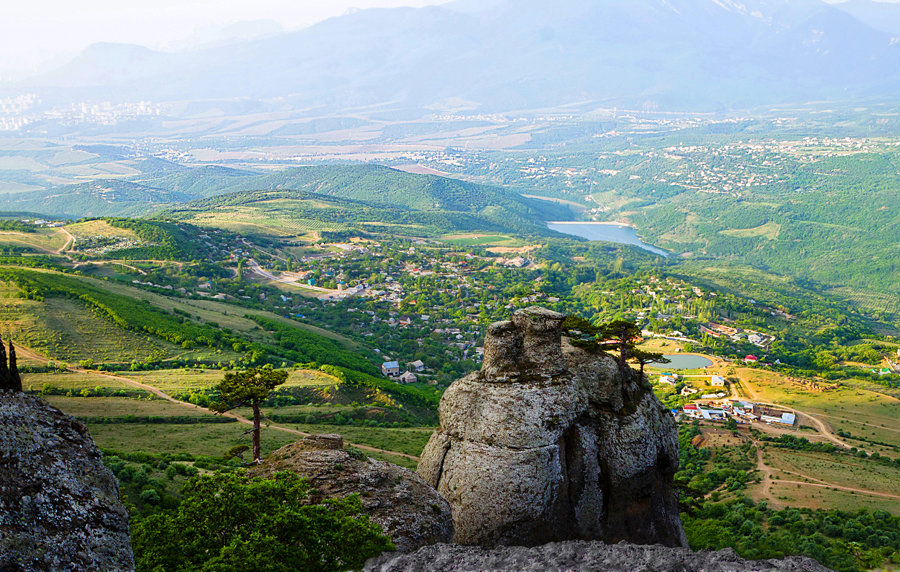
417, 306, 687, 548
363, 541, 833, 572
0, 392, 133, 571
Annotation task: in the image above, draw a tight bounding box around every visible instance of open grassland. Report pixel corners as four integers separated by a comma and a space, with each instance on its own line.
85, 422, 298, 458
65, 219, 138, 240
763, 448, 900, 497
121, 368, 338, 393
291, 423, 434, 458
719, 221, 781, 240
740, 368, 900, 448
185, 208, 346, 237
440, 233, 523, 247
23, 371, 137, 392
0, 283, 181, 363
77, 272, 356, 347
757, 481, 900, 515
0, 227, 69, 253
42, 396, 210, 418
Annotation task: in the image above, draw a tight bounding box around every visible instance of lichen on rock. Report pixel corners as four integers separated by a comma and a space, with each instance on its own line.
0, 392, 133, 571
417, 306, 687, 548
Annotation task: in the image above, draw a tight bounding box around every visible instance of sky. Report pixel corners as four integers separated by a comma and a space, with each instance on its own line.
1, 0, 898, 81
0, 0, 450, 80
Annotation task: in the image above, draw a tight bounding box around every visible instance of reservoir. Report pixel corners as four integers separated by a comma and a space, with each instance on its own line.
548, 222, 669, 257
653, 354, 714, 370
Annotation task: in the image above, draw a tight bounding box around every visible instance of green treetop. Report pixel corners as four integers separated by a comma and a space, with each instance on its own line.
211, 365, 288, 463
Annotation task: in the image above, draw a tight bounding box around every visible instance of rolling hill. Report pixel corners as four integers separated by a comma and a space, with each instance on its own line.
1, 164, 571, 236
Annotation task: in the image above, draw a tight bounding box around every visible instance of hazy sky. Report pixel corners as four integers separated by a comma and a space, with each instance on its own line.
1, 0, 897, 81
0, 0, 449, 80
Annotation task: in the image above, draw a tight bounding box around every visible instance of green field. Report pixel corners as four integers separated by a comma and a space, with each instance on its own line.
85, 422, 298, 458
43, 396, 208, 418
741, 369, 900, 448
440, 233, 523, 247
23, 371, 139, 392
185, 208, 347, 237
0, 227, 69, 253
0, 283, 183, 363
121, 368, 339, 393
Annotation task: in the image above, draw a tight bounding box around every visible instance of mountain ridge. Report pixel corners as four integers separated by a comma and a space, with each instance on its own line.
18, 0, 900, 113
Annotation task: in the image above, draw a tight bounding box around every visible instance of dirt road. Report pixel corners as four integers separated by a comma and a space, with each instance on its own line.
18, 345, 420, 461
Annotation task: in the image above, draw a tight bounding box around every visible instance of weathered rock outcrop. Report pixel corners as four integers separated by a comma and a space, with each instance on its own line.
418, 306, 686, 547
0, 392, 133, 571
363, 541, 832, 572
250, 434, 453, 552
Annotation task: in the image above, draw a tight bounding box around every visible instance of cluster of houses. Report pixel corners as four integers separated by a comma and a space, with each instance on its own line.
699, 322, 775, 349
680, 400, 795, 427
381, 359, 426, 384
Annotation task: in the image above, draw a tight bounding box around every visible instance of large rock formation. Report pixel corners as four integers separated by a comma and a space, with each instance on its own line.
0, 392, 134, 571
363, 541, 832, 572
417, 306, 686, 547
249, 434, 453, 552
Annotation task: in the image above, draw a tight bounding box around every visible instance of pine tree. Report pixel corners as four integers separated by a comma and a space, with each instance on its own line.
8, 342, 22, 393
0, 335, 10, 392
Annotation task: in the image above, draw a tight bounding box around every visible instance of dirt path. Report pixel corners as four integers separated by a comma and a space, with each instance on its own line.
754, 439, 899, 501
756, 446, 774, 500
17, 345, 420, 462
57, 227, 75, 254
740, 379, 854, 450
809, 412, 900, 434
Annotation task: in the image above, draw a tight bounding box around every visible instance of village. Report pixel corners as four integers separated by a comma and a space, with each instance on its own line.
661, 371, 797, 428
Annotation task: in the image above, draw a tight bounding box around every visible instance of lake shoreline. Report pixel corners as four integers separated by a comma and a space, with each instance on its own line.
547, 221, 669, 257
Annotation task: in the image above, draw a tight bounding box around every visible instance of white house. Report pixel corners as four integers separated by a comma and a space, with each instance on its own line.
659, 375, 677, 385
710, 375, 726, 387
407, 360, 426, 373
381, 361, 400, 377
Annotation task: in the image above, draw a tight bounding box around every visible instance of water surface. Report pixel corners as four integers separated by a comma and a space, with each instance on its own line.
653, 354, 714, 370
548, 222, 668, 257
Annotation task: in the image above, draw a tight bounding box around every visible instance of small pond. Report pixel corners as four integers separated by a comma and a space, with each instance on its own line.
652, 354, 714, 370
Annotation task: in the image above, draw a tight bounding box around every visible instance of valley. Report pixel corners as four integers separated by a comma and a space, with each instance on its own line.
1, 103, 899, 572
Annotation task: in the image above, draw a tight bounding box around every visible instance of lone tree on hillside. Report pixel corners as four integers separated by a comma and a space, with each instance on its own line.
0, 336, 22, 393
210, 365, 288, 463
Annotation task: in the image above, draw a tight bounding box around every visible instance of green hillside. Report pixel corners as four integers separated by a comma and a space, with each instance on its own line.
0, 180, 194, 217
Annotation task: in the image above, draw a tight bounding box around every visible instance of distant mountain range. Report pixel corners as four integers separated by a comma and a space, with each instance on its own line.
15, 0, 900, 113
833, 0, 900, 36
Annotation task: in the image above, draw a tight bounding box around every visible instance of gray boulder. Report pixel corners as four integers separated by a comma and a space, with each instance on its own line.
0, 392, 133, 571
363, 541, 833, 572
418, 306, 686, 547
249, 434, 453, 552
